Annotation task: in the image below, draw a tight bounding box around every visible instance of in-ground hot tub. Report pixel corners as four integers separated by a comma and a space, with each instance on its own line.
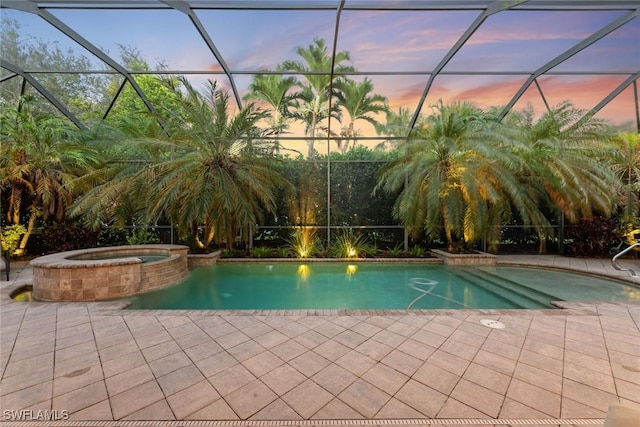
31, 245, 189, 301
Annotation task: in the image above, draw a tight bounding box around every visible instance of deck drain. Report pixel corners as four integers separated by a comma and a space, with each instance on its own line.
480, 319, 505, 329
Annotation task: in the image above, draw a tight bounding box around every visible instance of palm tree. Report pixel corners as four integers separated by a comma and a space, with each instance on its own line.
374, 107, 425, 151
283, 38, 354, 158
375, 101, 546, 249
243, 67, 300, 153
71, 77, 288, 251
73, 74, 185, 232
333, 77, 388, 153
606, 132, 640, 230
513, 102, 618, 225
67, 118, 163, 231
0, 101, 101, 255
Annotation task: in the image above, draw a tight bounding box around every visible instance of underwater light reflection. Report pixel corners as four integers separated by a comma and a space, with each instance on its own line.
297, 264, 311, 287
346, 264, 358, 277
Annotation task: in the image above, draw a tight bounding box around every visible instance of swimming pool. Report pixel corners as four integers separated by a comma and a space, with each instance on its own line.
126, 262, 640, 310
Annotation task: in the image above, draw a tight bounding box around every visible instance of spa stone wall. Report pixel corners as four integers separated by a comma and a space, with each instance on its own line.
31, 245, 189, 302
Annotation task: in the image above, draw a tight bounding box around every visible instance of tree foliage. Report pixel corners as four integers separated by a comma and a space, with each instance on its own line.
282, 38, 354, 158
376, 101, 619, 250
0, 100, 101, 254
1, 29, 634, 256
607, 132, 640, 229
510, 101, 618, 225
333, 77, 388, 153
70, 77, 288, 251
1, 17, 112, 121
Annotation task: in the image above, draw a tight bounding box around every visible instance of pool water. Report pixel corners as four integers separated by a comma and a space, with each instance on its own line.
11, 286, 34, 302
126, 263, 640, 310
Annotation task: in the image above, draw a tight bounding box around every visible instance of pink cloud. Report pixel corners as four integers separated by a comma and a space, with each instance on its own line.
384, 74, 636, 125
537, 75, 636, 123
465, 11, 616, 46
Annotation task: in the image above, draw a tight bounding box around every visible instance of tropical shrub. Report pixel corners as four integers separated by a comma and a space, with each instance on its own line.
38, 222, 101, 254
274, 247, 292, 258
564, 216, 619, 257
409, 245, 427, 257
126, 226, 160, 245
387, 242, 404, 257
0, 101, 101, 255
328, 230, 370, 258
287, 228, 320, 258
250, 246, 274, 258
1, 224, 26, 255
607, 132, 640, 231
96, 227, 128, 247
220, 248, 246, 258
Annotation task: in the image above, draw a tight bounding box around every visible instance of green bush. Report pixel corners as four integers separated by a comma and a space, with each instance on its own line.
409, 245, 427, 257
96, 227, 128, 247
387, 242, 404, 257
1, 224, 26, 255
250, 246, 273, 258
328, 231, 370, 258
275, 247, 292, 258
286, 229, 320, 258
220, 248, 246, 258
127, 227, 160, 245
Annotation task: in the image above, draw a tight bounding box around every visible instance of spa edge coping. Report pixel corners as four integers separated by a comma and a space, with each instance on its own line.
29, 244, 189, 268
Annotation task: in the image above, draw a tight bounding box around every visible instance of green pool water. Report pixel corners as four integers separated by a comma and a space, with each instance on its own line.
125, 262, 640, 310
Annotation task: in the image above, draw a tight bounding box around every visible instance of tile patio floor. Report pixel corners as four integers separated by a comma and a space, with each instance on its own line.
1, 255, 639, 427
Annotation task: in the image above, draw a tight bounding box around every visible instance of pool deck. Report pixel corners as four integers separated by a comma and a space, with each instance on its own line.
1, 255, 639, 426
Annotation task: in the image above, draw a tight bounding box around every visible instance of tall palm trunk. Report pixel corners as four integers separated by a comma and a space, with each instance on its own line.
442, 203, 453, 247
8, 187, 22, 224
16, 208, 38, 256
307, 111, 318, 158
191, 222, 216, 250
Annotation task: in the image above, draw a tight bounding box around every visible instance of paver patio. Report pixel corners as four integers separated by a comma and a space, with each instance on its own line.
1, 255, 639, 426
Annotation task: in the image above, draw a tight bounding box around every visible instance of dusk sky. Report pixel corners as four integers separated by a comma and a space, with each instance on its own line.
2, 1, 638, 141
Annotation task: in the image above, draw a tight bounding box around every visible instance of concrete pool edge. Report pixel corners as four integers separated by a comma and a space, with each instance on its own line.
217, 257, 442, 263
496, 256, 640, 286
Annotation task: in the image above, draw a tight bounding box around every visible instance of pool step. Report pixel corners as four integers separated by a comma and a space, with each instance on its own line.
453, 269, 553, 309
464, 269, 556, 308
478, 268, 561, 305
451, 270, 530, 309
